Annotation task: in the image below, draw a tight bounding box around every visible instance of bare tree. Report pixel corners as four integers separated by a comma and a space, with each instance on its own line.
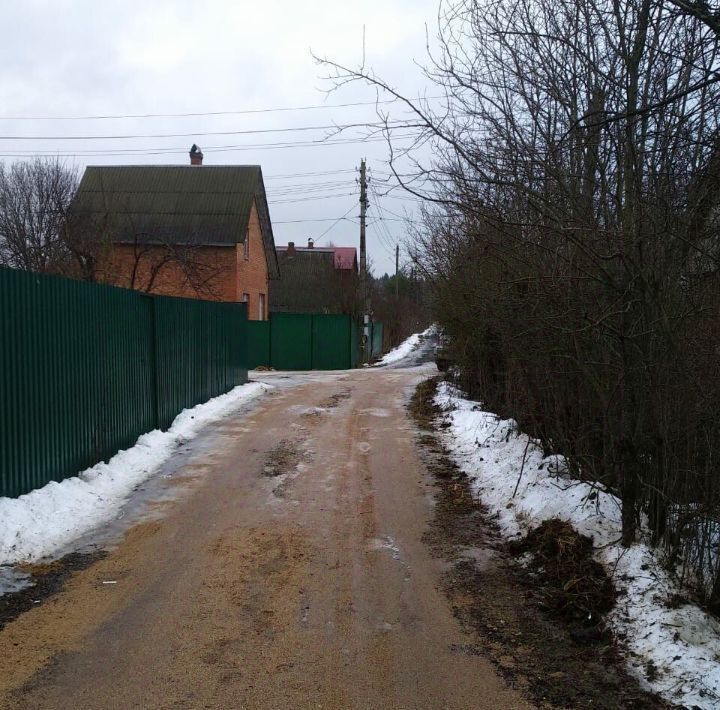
65, 179, 237, 299
318, 0, 720, 605
0, 158, 78, 273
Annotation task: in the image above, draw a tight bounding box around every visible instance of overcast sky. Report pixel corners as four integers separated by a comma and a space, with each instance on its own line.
0, 0, 441, 275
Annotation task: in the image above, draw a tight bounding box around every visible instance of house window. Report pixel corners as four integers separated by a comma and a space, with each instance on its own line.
259, 293, 266, 320
242, 292, 250, 303
244, 229, 250, 260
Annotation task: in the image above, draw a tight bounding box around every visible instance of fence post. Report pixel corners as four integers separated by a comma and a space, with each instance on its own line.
149, 296, 161, 430
309, 314, 314, 370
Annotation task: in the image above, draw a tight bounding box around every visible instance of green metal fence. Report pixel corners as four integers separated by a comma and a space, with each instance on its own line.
271, 313, 313, 370
370, 322, 384, 360
0, 267, 248, 498
247, 319, 270, 370
248, 313, 360, 370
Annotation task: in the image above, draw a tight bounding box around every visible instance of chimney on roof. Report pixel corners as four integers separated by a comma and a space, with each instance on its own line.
287, 241, 296, 256
307, 238, 314, 249
189, 144, 203, 166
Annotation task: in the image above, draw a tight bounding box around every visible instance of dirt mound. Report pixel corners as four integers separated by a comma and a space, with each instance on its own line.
510, 518, 615, 628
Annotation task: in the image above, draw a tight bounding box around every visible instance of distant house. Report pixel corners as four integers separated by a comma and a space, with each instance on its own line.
270, 239, 359, 315
69, 147, 279, 320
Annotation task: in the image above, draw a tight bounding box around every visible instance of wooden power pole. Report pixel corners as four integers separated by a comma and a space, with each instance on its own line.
395, 244, 400, 300
359, 159, 370, 362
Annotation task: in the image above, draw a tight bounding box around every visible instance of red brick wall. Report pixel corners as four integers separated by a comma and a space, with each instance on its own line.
94, 198, 270, 319
96, 244, 238, 301
236, 201, 269, 320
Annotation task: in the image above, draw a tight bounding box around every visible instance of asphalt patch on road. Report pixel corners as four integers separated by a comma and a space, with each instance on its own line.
410, 377, 667, 709
0, 552, 104, 632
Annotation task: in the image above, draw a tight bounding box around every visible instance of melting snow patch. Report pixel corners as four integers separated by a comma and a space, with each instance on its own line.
434, 381, 720, 709
368, 536, 402, 561
375, 325, 436, 366
358, 408, 391, 418
0, 566, 34, 596
0, 382, 271, 566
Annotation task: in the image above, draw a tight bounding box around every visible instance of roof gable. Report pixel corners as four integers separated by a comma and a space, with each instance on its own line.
333, 247, 357, 271
71, 164, 279, 277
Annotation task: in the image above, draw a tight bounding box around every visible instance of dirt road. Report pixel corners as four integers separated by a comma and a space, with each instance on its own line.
0, 366, 531, 709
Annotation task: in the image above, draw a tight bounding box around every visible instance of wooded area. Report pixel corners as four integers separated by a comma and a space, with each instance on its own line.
321, 0, 720, 606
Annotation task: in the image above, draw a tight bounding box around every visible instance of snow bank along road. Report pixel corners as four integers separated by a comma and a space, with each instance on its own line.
0, 366, 530, 709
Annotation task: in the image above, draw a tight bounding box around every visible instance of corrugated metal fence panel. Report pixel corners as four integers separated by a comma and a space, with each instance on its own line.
270, 313, 313, 370
0, 267, 248, 498
351, 318, 362, 367
370, 322, 384, 359
247, 320, 271, 369
312, 315, 351, 370
244, 313, 361, 371
152, 297, 248, 430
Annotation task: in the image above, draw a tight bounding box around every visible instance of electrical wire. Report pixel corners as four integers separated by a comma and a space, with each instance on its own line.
272, 217, 359, 225
268, 191, 356, 205
0, 121, 414, 142
0, 133, 418, 159
0, 95, 444, 121
264, 168, 356, 180
314, 203, 358, 242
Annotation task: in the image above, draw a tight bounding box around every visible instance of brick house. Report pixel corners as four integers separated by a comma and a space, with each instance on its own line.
69, 149, 279, 320
270, 239, 359, 315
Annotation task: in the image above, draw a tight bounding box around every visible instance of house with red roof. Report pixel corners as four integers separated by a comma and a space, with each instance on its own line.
270, 239, 359, 315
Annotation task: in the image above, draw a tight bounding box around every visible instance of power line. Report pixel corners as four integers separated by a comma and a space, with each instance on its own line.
0, 95, 444, 121
0, 133, 418, 159
0, 121, 414, 142
272, 217, 359, 225
369, 183, 403, 254
267, 179, 357, 196
264, 168, 357, 180
268, 191, 356, 205
315, 204, 358, 242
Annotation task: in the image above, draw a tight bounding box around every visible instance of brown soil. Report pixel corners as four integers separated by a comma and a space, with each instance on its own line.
0, 553, 103, 632
0, 369, 533, 709
263, 439, 299, 477
320, 388, 352, 408
409, 377, 669, 709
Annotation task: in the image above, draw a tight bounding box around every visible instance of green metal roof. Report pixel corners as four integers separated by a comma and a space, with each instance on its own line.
71, 165, 279, 277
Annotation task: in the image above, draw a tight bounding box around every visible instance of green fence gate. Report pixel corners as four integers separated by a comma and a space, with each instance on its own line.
248, 313, 361, 370
0, 267, 248, 498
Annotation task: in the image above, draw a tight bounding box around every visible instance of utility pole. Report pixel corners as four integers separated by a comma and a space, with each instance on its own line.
359, 158, 370, 362
395, 244, 400, 300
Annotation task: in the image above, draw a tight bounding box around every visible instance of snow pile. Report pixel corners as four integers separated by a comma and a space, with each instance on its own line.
0, 381, 271, 566
434, 381, 720, 709
376, 325, 436, 366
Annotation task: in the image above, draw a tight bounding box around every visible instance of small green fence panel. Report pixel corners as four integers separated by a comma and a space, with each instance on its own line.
247, 320, 270, 369
312, 315, 352, 370
270, 313, 313, 370
351, 318, 362, 367
370, 322, 384, 360
0, 266, 248, 498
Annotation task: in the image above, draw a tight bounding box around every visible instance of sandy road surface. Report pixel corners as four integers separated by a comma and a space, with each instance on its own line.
0, 366, 531, 709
